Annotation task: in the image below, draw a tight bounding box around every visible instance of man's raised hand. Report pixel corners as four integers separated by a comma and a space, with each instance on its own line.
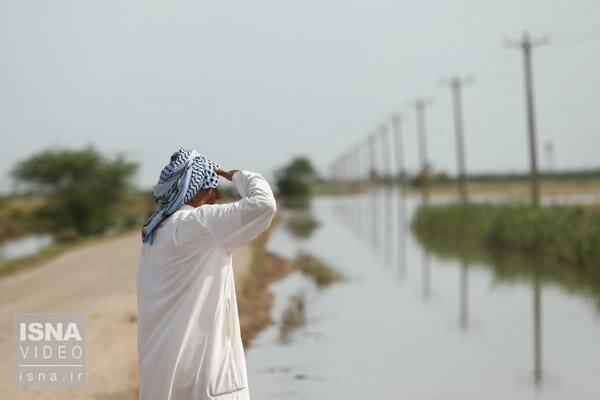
214, 167, 239, 182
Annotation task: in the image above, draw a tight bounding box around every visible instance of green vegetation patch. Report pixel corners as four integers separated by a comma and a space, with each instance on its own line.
296, 252, 344, 288
285, 213, 320, 239
279, 292, 307, 345
11, 146, 138, 238
412, 202, 600, 271
412, 202, 600, 311
275, 157, 317, 208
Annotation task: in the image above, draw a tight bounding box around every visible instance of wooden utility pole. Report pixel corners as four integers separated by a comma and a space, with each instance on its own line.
379, 123, 392, 180
353, 145, 362, 182
368, 132, 378, 179
391, 113, 407, 186
363, 136, 373, 181
412, 99, 434, 204
441, 76, 472, 201
506, 31, 548, 207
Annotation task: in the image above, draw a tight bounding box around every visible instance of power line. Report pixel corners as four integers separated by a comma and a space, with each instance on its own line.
471, 46, 503, 80
552, 23, 600, 45
473, 52, 514, 86
548, 0, 600, 42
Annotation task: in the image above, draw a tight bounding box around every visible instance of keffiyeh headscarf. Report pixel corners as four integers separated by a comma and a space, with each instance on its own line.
142, 148, 220, 244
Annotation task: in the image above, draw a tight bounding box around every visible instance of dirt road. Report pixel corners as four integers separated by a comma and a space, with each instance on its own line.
0, 231, 252, 400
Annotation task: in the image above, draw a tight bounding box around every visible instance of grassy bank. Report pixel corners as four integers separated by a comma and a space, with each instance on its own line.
413, 202, 600, 271
412, 202, 600, 308
296, 253, 344, 288
316, 173, 600, 197
237, 215, 298, 348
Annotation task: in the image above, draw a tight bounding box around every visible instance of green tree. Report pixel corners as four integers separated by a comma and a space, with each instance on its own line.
12, 146, 138, 237
275, 157, 317, 198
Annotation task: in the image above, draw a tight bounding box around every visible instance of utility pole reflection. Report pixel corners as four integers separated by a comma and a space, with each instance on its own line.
384, 188, 393, 265
533, 277, 542, 387
370, 187, 378, 250
459, 260, 469, 331
422, 251, 431, 300
396, 190, 407, 278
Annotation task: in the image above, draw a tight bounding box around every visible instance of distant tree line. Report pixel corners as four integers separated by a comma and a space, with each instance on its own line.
11, 146, 138, 239
275, 157, 317, 203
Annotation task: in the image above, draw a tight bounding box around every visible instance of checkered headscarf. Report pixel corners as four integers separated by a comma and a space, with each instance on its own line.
142, 148, 219, 244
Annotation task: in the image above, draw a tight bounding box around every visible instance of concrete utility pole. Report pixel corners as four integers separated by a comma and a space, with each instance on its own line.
340, 154, 348, 182
353, 145, 362, 182
391, 113, 407, 186
362, 138, 371, 181
544, 141, 555, 173
348, 150, 356, 182
379, 123, 392, 180
506, 31, 549, 207
411, 99, 434, 204
441, 76, 472, 202
368, 132, 378, 179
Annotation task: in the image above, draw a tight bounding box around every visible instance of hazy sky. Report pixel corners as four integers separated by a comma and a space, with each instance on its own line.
1, 0, 599, 191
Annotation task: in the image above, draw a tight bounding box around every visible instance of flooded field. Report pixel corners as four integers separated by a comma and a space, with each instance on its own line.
246, 189, 600, 400
0, 234, 53, 262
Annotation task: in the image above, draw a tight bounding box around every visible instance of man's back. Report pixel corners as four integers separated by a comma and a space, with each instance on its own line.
137, 170, 276, 400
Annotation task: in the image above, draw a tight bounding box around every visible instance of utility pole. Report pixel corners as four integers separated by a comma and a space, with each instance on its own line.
391, 113, 407, 187
411, 99, 434, 204
506, 31, 548, 207
368, 132, 378, 180
353, 145, 362, 182
544, 141, 554, 173
379, 122, 392, 181
362, 138, 371, 181
341, 153, 348, 182
441, 76, 472, 202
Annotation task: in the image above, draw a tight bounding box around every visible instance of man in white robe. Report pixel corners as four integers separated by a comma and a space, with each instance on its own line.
137, 149, 276, 400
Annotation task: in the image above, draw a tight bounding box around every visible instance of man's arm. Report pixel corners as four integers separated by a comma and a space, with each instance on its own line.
198, 168, 276, 254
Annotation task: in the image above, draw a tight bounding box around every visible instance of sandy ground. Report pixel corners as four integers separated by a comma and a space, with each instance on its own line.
0, 231, 253, 400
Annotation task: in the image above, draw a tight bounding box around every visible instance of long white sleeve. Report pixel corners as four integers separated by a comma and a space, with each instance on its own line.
196, 170, 276, 255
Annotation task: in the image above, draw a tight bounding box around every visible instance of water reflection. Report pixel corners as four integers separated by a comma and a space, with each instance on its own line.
459, 261, 469, 331
335, 188, 411, 282
533, 277, 542, 387
0, 234, 53, 262
422, 250, 431, 301
247, 189, 600, 399
383, 188, 393, 266
396, 191, 407, 278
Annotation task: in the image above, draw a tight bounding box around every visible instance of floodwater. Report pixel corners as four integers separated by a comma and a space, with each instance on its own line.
0, 234, 53, 262
246, 189, 600, 400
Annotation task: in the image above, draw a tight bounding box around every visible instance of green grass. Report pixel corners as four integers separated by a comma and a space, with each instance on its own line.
279, 291, 306, 345
285, 213, 320, 239
412, 202, 600, 271
296, 252, 344, 288
412, 202, 600, 310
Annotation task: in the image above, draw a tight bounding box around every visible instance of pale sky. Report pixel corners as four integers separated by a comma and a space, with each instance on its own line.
1, 0, 599, 191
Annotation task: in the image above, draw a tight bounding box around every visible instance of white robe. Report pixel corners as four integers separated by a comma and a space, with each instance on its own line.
137, 170, 276, 400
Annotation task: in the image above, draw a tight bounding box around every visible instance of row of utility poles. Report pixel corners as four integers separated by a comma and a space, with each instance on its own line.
330, 31, 548, 207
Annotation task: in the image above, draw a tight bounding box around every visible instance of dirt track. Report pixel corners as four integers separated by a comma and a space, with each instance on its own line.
0, 231, 252, 400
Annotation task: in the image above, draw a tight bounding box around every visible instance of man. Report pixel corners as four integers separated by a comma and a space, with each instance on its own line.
137, 148, 276, 400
